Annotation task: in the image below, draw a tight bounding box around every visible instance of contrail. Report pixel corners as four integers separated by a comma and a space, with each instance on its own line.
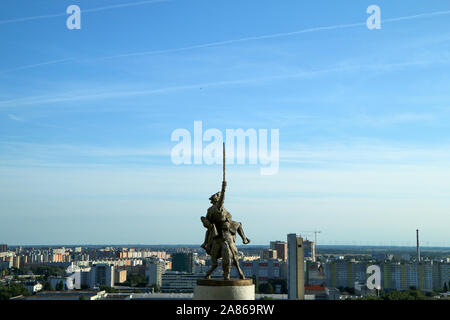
100, 22, 366, 59
0, 58, 75, 75
0, 0, 169, 25
383, 9, 450, 23
1, 8, 450, 74
100, 9, 450, 60
0, 58, 445, 108
0, 13, 64, 25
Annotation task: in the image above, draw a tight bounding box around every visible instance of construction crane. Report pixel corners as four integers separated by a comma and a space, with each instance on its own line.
298, 230, 322, 245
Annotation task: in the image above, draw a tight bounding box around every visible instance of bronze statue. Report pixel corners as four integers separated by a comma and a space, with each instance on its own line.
200, 143, 250, 280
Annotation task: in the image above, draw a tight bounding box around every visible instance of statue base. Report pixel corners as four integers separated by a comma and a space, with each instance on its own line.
193, 279, 255, 300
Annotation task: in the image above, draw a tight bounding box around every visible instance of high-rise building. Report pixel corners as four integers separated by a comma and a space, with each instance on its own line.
0, 244, 7, 253
381, 261, 434, 291
114, 269, 127, 284
147, 260, 166, 288
305, 261, 325, 285
260, 249, 277, 260
91, 264, 114, 287
20, 255, 28, 267
287, 234, 305, 300
270, 241, 287, 261
324, 260, 442, 292
325, 260, 368, 288
172, 252, 194, 273
303, 240, 316, 262
13, 255, 21, 269
433, 262, 450, 290
231, 259, 287, 281
81, 268, 93, 288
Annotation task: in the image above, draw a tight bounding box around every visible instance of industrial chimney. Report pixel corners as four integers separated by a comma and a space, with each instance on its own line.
416, 229, 420, 263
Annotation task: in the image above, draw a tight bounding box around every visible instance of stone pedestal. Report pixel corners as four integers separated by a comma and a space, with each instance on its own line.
194, 279, 255, 300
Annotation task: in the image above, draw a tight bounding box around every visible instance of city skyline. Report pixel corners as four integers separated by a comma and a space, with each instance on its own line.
2, 239, 449, 248
2, 239, 449, 301
1, 1, 450, 245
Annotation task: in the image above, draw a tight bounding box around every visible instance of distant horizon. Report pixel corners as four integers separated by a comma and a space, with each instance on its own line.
4, 243, 450, 250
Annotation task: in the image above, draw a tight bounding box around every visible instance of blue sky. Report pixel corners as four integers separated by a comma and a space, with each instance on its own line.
1, 0, 450, 246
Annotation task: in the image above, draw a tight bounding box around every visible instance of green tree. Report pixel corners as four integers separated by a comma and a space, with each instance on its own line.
259, 296, 275, 300
0, 283, 31, 300
443, 282, 448, 292
258, 282, 274, 294
55, 281, 64, 291
43, 281, 54, 291
346, 287, 355, 295
382, 288, 428, 300
126, 273, 146, 287
28, 266, 64, 278
252, 275, 259, 294
360, 295, 381, 300
266, 279, 287, 294
151, 284, 160, 293
99, 285, 118, 293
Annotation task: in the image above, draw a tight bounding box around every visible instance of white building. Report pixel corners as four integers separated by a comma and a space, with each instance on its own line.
146, 259, 165, 288
48, 276, 75, 290
25, 282, 43, 293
